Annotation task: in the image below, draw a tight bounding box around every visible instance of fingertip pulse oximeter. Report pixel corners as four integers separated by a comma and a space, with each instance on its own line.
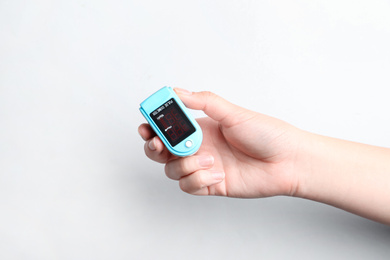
140, 87, 203, 157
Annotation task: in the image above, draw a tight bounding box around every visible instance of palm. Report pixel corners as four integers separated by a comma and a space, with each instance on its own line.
196, 116, 298, 198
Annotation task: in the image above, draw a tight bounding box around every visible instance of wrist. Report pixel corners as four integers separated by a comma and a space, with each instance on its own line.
291, 131, 324, 199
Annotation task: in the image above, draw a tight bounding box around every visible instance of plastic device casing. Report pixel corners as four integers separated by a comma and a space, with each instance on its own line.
139, 87, 203, 157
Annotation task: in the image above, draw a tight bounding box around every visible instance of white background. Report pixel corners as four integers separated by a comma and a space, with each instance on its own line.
1, 0, 390, 259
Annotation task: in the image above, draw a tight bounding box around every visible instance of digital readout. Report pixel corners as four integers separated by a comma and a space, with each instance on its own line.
150, 98, 196, 147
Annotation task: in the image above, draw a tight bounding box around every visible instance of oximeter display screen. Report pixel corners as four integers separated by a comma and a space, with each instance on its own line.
150, 98, 196, 147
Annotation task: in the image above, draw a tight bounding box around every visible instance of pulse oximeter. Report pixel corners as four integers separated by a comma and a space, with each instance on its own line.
139, 87, 203, 157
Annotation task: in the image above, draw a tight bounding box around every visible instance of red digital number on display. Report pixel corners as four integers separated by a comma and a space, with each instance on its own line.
158, 107, 188, 142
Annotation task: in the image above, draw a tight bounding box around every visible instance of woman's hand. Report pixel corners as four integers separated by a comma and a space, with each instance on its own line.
138, 89, 306, 198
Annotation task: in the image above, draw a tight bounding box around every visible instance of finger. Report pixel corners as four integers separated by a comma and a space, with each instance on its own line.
179, 170, 225, 195
174, 88, 254, 127
144, 136, 172, 163
165, 154, 214, 180
138, 123, 156, 141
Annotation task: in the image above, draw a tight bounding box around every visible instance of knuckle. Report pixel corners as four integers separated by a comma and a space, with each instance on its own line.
165, 161, 179, 180
179, 172, 205, 194
200, 91, 219, 114
202, 91, 217, 101
178, 159, 192, 174
164, 156, 199, 181
196, 172, 206, 189
179, 179, 190, 193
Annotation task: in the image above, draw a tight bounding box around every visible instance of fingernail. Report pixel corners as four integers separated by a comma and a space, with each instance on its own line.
174, 88, 192, 95
198, 155, 214, 168
211, 171, 225, 181
148, 138, 156, 151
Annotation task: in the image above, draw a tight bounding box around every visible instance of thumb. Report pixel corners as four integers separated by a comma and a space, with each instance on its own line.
174, 88, 253, 127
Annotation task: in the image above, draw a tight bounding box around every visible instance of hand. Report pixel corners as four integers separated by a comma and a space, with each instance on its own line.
138, 89, 306, 198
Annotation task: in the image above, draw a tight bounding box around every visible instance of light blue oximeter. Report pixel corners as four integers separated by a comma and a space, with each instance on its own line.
140, 87, 203, 157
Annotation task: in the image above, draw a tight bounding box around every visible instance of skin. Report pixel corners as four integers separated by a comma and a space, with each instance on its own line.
138, 88, 390, 225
